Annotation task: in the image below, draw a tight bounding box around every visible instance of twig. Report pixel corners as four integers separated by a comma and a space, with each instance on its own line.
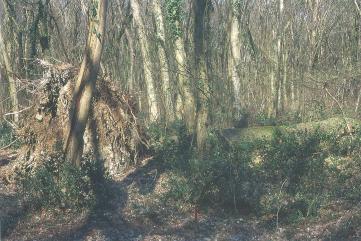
0, 139, 17, 150
276, 178, 288, 231
3, 105, 32, 117
2, 117, 17, 129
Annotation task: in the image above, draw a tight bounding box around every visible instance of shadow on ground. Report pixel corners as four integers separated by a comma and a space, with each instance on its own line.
2, 157, 260, 241
0, 192, 25, 239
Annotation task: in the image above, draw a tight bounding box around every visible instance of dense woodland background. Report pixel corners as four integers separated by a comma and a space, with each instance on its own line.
1, 0, 361, 240
1, 0, 360, 128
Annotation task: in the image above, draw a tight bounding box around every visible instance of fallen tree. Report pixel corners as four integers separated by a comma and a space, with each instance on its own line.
3, 61, 146, 183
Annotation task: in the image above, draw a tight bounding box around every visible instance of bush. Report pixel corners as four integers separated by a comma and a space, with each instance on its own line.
0, 121, 16, 148
153, 121, 361, 223
160, 127, 265, 212
20, 153, 111, 211
255, 112, 277, 126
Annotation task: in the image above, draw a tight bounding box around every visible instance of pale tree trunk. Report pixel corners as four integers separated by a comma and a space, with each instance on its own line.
64, 0, 108, 166
0, 26, 19, 122
195, 62, 209, 156
174, 26, 196, 130
153, 0, 174, 122
130, 0, 159, 122
229, 12, 242, 116
282, 51, 288, 110
307, 0, 319, 68
270, 0, 284, 117
125, 28, 135, 92
353, 2, 360, 113
277, 0, 284, 115
268, 66, 276, 117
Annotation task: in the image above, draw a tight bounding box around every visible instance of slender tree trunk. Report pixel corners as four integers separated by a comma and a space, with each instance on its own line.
282, 51, 288, 110
153, 0, 174, 122
194, 0, 210, 156
174, 27, 196, 130
125, 28, 135, 92
130, 0, 159, 122
64, 0, 108, 166
229, 12, 242, 116
0, 26, 19, 122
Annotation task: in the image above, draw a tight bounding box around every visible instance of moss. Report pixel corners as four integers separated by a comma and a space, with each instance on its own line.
223, 117, 361, 144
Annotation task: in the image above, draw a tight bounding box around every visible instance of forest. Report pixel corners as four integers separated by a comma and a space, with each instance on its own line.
0, 0, 361, 240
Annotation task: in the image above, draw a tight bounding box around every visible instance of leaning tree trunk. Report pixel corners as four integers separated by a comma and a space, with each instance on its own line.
64, 0, 108, 166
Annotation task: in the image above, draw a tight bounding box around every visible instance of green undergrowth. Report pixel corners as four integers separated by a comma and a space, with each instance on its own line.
147, 119, 361, 226
0, 121, 19, 148
19, 151, 112, 212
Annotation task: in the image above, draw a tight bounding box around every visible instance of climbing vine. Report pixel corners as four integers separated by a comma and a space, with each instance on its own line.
164, 0, 184, 39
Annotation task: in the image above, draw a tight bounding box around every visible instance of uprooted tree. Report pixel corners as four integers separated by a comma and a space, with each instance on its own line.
3, 0, 147, 182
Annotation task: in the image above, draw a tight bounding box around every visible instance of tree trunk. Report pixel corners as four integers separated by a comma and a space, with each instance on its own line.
194, 0, 210, 156
0, 25, 19, 122
130, 0, 159, 122
174, 24, 196, 130
229, 12, 242, 116
125, 28, 135, 92
64, 0, 108, 166
153, 0, 175, 122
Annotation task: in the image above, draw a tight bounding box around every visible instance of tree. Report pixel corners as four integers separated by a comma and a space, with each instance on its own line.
0, 24, 19, 123
194, 0, 211, 155
64, 0, 108, 166
229, 1, 242, 117
153, 0, 175, 122
130, 0, 160, 122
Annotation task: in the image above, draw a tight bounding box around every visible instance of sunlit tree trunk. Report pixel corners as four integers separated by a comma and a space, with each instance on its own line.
0, 26, 19, 122
229, 10, 242, 116
125, 28, 135, 92
153, 0, 174, 122
131, 0, 159, 122
174, 25, 196, 130
64, 0, 108, 166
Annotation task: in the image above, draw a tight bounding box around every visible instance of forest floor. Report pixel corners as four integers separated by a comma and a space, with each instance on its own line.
1, 150, 361, 241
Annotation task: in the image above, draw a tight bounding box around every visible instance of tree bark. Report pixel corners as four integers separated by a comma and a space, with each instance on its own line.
194, 0, 210, 156
153, 0, 175, 122
0, 25, 19, 122
229, 11, 242, 116
64, 0, 108, 166
174, 23, 196, 130
130, 0, 159, 122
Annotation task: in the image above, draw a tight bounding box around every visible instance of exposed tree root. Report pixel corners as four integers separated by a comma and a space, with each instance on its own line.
3, 61, 146, 183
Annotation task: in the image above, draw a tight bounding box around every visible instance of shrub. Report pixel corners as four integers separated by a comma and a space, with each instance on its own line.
161, 127, 265, 212
20, 153, 110, 211
155, 121, 361, 223
0, 121, 16, 148
255, 112, 277, 126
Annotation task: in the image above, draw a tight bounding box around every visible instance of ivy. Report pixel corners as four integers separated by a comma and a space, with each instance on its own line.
232, 0, 243, 15
90, 0, 99, 19
165, 0, 184, 39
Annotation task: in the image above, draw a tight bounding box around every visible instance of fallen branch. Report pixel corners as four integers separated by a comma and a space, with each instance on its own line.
0, 139, 18, 151
3, 106, 33, 117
